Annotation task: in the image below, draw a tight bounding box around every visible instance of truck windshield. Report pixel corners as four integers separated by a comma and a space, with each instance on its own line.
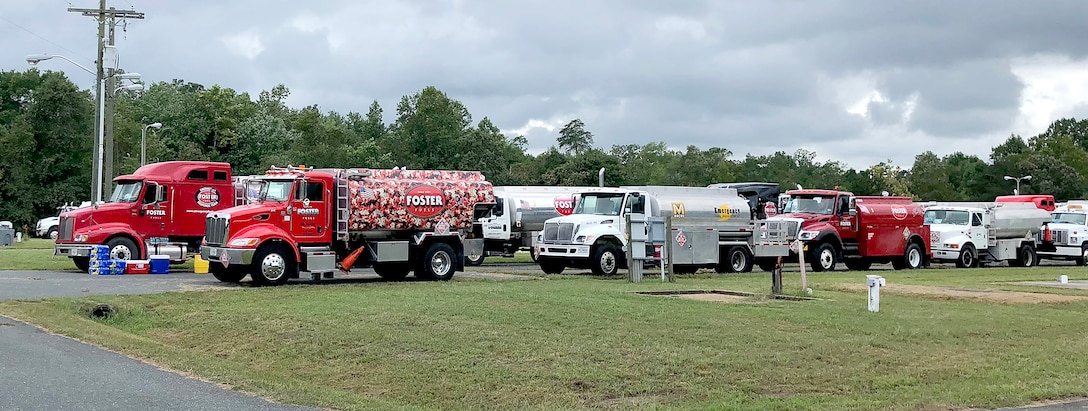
924, 210, 970, 225
782, 195, 835, 215
1051, 212, 1085, 225
109, 181, 144, 203
573, 193, 625, 216
254, 180, 294, 202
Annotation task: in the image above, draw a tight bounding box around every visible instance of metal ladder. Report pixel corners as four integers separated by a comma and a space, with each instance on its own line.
335, 177, 350, 241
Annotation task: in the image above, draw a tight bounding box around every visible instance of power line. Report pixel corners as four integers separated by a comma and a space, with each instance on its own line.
0, 14, 92, 61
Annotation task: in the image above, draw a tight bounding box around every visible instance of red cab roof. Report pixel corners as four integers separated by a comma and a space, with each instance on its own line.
113, 161, 231, 182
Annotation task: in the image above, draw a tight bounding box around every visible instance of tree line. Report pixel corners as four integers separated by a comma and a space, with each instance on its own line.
1, 69, 1085, 227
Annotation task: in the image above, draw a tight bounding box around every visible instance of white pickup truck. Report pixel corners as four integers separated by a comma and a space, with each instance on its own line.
35, 202, 90, 240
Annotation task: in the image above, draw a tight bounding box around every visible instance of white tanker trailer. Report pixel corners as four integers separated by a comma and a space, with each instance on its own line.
534, 186, 800, 276
469, 185, 595, 265
924, 202, 1051, 268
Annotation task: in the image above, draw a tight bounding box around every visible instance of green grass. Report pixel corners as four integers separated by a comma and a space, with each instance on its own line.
481, 250, 535, 264
0, 238, 195, 271
3, 266, 1088, 410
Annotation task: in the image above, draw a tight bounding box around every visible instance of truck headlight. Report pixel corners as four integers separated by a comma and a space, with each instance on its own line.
798, 230, 819, 240
74, 234, 89, 242
574, 235, 588, 244
229, 238, 259, 247
942, 243, 960, 249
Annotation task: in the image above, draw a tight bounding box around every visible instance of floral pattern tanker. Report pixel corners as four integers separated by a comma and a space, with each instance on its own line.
344, 169, 495, 232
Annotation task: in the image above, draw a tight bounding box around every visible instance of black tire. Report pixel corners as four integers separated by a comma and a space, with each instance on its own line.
417, 242, 456, 281
893, 243, 924, 270
1076, 245, 1088, 266
718, 246, 753, 273
538, 258, 564, 275
106, 237, 141, 261
47, 228, 58, 241
1009, 244, 1037, 267
464, 252, 485, 267
844, 259, 872, 271
810, 243, 837, 272
529, 247, 539, 262
591, 244, 620, 276
209, 262, 246, 283
250, 244, 295, 286
374, 262, 411, 280
955, 243, 977, 268
73, 257, 90, 272
756, 259, 778, 272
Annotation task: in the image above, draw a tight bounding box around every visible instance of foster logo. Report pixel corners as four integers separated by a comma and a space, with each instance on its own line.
891, 206, 908, 220
406, 185, 445, 218
554, 196, 575, 215
196, 187, 220, 208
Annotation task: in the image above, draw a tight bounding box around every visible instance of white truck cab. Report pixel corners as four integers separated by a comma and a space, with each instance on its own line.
1037, 201, 1088, 265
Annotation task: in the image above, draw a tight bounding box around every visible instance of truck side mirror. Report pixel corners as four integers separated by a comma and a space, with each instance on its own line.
848, 198, 857, 215
156, 185, 167, 203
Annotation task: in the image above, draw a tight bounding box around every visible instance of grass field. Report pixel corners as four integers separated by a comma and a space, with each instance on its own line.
0, 238, 195, 271
3, 266, 1088, 410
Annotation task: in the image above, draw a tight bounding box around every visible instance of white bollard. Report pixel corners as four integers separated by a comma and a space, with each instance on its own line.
15, 232, 22, 242
1059, 275, 1069, 284
866, 275, 886, 312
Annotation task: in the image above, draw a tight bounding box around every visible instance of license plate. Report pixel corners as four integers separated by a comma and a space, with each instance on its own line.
209, 248, 218, 257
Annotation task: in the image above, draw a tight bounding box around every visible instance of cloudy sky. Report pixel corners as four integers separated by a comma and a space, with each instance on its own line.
4, 0, 1088, 170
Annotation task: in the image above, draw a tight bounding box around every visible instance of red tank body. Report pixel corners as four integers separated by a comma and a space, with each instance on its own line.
345, 169, 494, 232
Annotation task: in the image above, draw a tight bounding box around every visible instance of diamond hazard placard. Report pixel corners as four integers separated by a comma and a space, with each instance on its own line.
435, 218, 450, 235
675, 231, 687, 247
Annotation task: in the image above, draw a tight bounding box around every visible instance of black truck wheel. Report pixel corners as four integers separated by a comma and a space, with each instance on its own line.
464, 252, 485, 267
717, 246, 752, 273
210, 262, 246, 283
250, 244, 295, 286
810, 242, 837, 272
591, 244, 620, 276
374, 262, 411, 280
538, 258, 565, 275
417, 242, 456, 281
892, 243, 924, 270
107, 237, 141, 261
73, 257, 90, 272
955, 243, 977, 268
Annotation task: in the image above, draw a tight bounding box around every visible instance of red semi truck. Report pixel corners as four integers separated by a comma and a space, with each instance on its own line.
54, 161, 242, 271
199, 166, 496, 286
769, 189, 931, 271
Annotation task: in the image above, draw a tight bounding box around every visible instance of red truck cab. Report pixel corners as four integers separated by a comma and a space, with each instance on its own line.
54, 161, 237, 271
773, 189, 930, 271
996, 194, 1056, 212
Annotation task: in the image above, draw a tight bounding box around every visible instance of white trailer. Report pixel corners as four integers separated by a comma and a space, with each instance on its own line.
468, 186, 595, 265
534, 186, 800, 276
924, 202, 1051, 268
1037, 201, 1088, 265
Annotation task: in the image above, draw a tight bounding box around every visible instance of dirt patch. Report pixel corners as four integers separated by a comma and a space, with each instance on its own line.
834, 283, 1088, 304
676, 293, 754, 303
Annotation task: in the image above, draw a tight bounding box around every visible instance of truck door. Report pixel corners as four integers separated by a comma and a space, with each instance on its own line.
291, 180, 329, 244
971, 212, 991, 247
836, 195, 858, 242
136, 182, 169, 240
482, 196, 511, 240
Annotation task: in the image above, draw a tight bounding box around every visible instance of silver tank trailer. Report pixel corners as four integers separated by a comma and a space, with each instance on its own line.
494, 186, 594, 232
621, 186, 754, 234
990, 203, 1051, 239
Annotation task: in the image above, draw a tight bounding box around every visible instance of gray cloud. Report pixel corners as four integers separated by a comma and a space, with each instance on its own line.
5, 0, 1088, 171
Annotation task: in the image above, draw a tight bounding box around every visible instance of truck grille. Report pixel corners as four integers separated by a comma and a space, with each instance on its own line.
1047, 229, 1068, 245
543, 222, 575, 243
59, 217, 74, 240
205, 216, 229, 246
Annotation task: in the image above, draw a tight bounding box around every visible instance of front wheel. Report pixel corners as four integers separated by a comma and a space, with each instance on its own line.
374, 262, 411, 280
591, 244, 620, 276
810, 243, 837, 272
73, 257, 90, 272
955, 244, 977, 268
250, 244, 295, 286
538, 258, 564, 275
464, 252, 485, 267
210, 262, 246, 283
107, 237, 141, 261
47, 228, 58, 241
1076, 245, 1088, 266
417, 242, 456, 281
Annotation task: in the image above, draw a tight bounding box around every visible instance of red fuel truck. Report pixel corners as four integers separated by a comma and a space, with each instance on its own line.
54, 161, 241, 271
200, 166, 496, 285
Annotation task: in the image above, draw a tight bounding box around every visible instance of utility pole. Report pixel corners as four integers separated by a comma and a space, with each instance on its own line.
68, 2, 144, 199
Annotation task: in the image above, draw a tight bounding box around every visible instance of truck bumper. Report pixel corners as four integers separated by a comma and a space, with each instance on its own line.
932, 249, 959, 261
54, 244, 92, 258
536, 243, 592, 259
1038, 246, 1082, 259
201, 246, 255, 266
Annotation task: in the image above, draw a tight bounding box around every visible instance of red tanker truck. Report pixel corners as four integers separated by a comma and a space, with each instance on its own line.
200, 166, 496, 286
769, 189, 931, 271
54, 161, 242, 271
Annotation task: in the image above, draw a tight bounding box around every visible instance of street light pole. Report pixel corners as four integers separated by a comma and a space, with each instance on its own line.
141, 122, 162, 166
1003, 175, 1032, 195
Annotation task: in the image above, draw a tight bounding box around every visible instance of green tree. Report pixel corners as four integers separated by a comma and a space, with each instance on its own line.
909, 151, 956, 200
386, 86, 472, 169
557, 119, 594, 155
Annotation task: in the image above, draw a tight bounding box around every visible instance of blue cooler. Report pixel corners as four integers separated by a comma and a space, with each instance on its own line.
149, 255, 169, 274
